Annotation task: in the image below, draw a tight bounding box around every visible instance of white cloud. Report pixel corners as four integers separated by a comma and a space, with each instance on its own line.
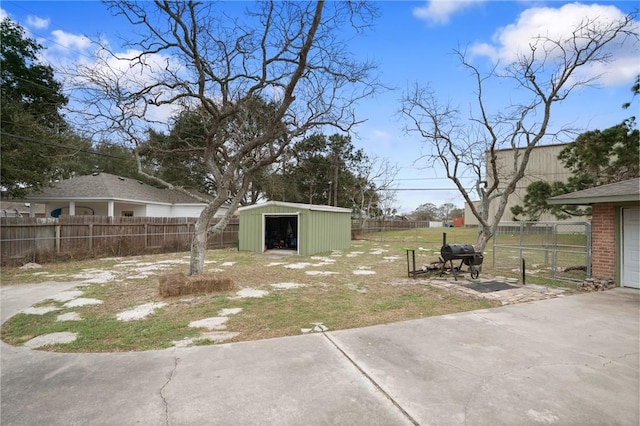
0, 9, 9, 21
371, 129, 393, 146
469, 3, 639, 88
51, 29, 91, 52
413, 0, 485, 26
74, 48, 183, 126
26, 15, 49, 30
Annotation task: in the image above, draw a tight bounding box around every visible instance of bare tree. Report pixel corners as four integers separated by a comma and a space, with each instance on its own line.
70, 1, 380, 275
350, 154, 399, 226
401, 13, 637, 251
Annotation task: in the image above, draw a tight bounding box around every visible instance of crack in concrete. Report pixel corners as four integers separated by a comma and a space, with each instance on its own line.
599, 351, 638, 368
463, 376, 490, 426
160, 352, 179, 426
322, 332, 419, 426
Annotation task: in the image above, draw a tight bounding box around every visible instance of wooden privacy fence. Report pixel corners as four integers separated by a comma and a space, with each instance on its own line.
0, 216, 239, 265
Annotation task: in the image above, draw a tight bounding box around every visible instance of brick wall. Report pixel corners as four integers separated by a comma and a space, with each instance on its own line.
591, 203, 616, 281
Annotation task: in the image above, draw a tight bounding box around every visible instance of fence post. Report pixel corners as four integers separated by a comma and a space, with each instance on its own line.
519, 222, 524, 263
544, 224, 550, 266
55, 224, 61, 254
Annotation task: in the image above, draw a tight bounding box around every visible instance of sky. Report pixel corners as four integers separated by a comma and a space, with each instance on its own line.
2, 1, 638, 213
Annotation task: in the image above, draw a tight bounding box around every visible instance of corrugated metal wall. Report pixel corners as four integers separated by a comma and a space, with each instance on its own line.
465, 143, 590, 225
238, 204, 351, 255
303, 209, 351, 255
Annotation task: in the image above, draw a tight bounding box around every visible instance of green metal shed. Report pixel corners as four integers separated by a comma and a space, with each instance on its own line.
238, 201, 352, 256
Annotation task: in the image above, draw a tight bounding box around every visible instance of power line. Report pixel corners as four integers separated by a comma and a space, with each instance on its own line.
393, 188, 464, 191
0, 132, 133, 160
393, 186, 540, 191
373, 176, 472, 181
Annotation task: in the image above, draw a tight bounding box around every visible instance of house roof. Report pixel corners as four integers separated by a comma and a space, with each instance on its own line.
547, 178, 640, 205
490, 141, 570, 154
238, 200, 352, 213
0, 201, 45, 215
25, 173, 211, 205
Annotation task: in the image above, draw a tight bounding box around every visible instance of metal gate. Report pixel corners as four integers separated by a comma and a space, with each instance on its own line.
492, 222, 591, 282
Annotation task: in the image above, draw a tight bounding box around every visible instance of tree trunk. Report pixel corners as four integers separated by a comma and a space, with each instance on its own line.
475, 228, 492, 254
189, 218, 208, 275
189, 203, 218, 275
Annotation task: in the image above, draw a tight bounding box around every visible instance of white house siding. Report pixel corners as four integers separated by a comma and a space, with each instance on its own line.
40, 202, 213, 218
146, 204, 172, 217
170, 204, 218, 218
114, 203, 147, 217
44, 202, 107, 217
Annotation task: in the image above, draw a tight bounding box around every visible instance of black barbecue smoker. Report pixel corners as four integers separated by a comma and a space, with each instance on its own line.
440, 233, 484, 280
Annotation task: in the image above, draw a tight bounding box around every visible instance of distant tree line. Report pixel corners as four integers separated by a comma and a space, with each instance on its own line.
411, 202, 464, 222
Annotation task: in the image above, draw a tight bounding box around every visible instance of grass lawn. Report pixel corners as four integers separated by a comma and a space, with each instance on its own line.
1, 227, 573, 352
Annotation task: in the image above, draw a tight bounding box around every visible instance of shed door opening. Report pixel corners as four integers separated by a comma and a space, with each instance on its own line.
264, 215, 298, 251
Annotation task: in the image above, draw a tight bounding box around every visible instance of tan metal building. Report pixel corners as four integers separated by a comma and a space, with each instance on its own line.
465, 143, 588, 225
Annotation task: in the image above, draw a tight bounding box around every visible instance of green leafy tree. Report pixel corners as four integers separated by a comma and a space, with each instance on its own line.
141, 96, 288, 198
0, 18, 68, 196
512, 115, 639, 221
450, 207, 464, 219
266, 133, 373, 208
510, 181, 591, 221
287, 134, 333, 205
559, 122, 639, 185
437, 202, 457, 222
413, 203, 439, 221
141, 109, 219, 194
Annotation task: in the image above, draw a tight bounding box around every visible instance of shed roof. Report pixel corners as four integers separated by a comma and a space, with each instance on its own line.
25, 173, 210, 205
238, 201, 352, 213
547, 178, 640, 205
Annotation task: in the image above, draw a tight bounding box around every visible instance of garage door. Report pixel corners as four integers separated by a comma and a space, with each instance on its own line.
621, 207, 640, 289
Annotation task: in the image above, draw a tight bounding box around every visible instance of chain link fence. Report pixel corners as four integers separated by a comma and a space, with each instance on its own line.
492, 222, 591, 282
